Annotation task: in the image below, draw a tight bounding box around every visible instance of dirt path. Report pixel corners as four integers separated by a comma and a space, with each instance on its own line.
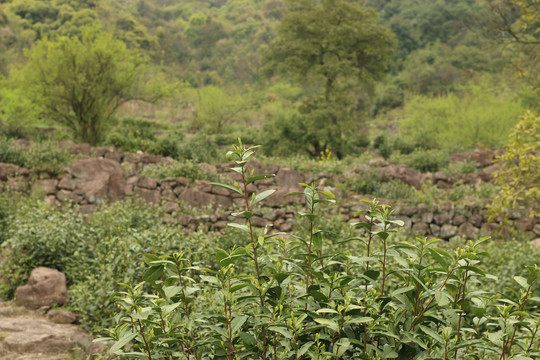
0, 301, 91, 360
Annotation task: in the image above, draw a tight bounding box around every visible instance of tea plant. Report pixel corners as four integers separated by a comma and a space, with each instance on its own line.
101, 141, 540, 359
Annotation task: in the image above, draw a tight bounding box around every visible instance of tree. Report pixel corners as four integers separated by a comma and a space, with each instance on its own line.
5, 25, 164, 144
264, 0, 395, 157
191, 86, 249, 133
489, 110, 539, 220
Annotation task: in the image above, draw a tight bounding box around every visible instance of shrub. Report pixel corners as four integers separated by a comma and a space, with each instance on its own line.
0, 137, 72, 175
0, 198, 229, 330
0, 136, 26, 166
489, 110, 540, 219
342, 168, 382, 195
154, 128, 186, 158
176, 133, 221, 163
101, 142, 540, 359
401, 81, 523, 152
23, 142, 72, 175
391, 148, 450, 172
444, 160, 478, 174
374, 179, 418, 200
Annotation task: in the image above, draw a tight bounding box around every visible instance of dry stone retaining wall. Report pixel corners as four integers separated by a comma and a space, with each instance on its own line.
0, 144, 538, 240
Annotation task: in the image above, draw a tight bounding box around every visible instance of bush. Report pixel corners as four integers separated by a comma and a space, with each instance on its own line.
0, 137, 72, 175
177, 133, 220, 163
154, 128, 186, 158
444, 160, 478, 174
374, 179, 418, 200
102, 142, 540, 359
24, 142, 72, 175
342, 168, 382, 195
401, 81, 523, 152
0, 198, 229, 331
0, 136, 26, 166
391, 148, 450, 172
489, 110, 540, 219
105, 117, 165, 153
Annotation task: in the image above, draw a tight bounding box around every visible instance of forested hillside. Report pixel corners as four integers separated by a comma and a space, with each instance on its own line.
0, 0, 537, 157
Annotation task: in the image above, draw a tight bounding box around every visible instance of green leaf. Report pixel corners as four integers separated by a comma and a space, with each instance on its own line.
227, 223, 250, 233
231, 315, 248, 334
143, 266, 163, 282
314, 318, 339, 332
251, 189, 276, 206
162, 302, 181, 316
210, 182, 243, 195
230, 211, 252, 219
391, 286, 415, 297
316, 308, 339, 314
284, 191, 304, 196
163, 286, 182, 298
318, 190, 335, 199
143, 254, 159, 266
514, 276, 529, 289
268, 326, 293, 339
382, 344, 399, 358
297, 341, 314, 357
109, 332, 138, 354
348, 317, 374, 325
334, 338, 351, 357
419, 325, 443, 344
247, 174, 275, 184
239, 332, 256, 346
435, 290, 450, 307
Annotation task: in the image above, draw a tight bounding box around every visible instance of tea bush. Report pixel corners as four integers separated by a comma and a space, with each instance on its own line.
102, 142, 540, 359
0, 135, 26, 166
0, 198, 233, 330
176, 133, 221, 164
0, 137, 72, 175
390, 149, 450, 172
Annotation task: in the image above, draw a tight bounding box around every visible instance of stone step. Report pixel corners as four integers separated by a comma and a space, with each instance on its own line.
0, 315, 91, 360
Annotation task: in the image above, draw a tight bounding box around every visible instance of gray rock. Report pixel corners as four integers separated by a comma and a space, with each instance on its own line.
453, 215, 466, 226
137, 176, 157, 190
15, 268, 69, 309
35, 179, 58, 195
434, 213, 451, 225
57, 176, 77, 191
46, 309, 77, 324
429, 224, 441, 237
440, 224, 458, 239
458, 222, 479, 239
412, 222, 428, 233
134, 187, 160, 204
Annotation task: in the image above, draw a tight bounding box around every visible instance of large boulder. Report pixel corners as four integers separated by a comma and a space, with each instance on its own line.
15, 267, 69, 309
70, 158, 126, 204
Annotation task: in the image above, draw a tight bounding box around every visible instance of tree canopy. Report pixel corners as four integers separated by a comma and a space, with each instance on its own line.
264, 0, 396, 156
5, 26, 164, 144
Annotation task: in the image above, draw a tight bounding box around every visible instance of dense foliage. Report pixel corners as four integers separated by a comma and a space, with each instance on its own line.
489, 110, 540, 219
0, 0, 534, 159
100, 143, 540, 359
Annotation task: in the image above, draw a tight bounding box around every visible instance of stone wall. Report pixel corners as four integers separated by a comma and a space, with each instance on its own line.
1, 143, 538, 240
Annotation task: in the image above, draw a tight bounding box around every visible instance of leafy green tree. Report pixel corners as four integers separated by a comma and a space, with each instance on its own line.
191, 86, 249, 133
264, 0, 395, 157
4, 25, 166, 144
